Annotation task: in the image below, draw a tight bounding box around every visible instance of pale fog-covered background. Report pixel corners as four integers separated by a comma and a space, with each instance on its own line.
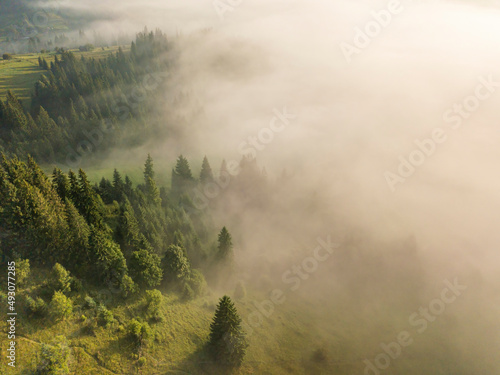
39, 0, 500, 371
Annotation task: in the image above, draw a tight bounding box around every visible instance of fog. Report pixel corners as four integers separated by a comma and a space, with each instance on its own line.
45, 0, 500, 372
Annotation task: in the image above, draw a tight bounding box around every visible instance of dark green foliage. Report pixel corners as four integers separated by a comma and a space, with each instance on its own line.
76, 169, 105, 228
0, 155, 69, 263
208, 295, 248, 368
163, 244, 190, 282
63, 198, 90, 268
129, 249, 163, 287
3, 53, 13, 60
88, 226, 128, 283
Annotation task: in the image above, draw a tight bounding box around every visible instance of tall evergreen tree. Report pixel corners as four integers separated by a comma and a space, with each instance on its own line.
112, 169, 124, 202
200, 156, 214, 184
172, 155, 194, 196
208, 295, 247, 368
217, 227, 233, 261
76, 169, 105, 228
143, 154, 161, 205
52, 168, 70, 202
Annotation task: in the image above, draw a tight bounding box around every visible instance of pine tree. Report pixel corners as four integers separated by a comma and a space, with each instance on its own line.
88, 226, 127, 283
112, 169, 124, 202
76, 169, 105, 228
217, 227, 233, 261
172, 155, 194, 196
64, 198, 90, 268
200, 156, 214, 184
68, 170, 79, 203
52, 168, 70, 201
143, 154, 161, 205
174, 155, 193, 179
208, 295, 247, 367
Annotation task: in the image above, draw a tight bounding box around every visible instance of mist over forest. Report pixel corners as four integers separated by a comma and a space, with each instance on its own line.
0, 0, 499, 374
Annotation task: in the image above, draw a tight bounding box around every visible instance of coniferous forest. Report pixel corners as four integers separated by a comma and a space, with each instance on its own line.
2, 1, 500, 374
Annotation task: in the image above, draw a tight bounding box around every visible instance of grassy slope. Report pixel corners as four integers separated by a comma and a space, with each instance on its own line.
0, 263, 464, 375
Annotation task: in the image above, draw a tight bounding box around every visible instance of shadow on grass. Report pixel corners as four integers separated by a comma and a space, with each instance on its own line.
173, 344, 243, 375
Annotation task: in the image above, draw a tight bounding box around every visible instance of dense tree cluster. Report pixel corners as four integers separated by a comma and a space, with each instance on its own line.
0, 153, 242, 297
0, 29, 172, 163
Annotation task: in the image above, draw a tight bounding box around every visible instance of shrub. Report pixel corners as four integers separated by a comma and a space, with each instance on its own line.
16, 259, 30, 286
26, 296, 47, 317
50, 291, 73, 320
145, 289, 161, 314
37, 336, 69, 374
127, 319, 152, 347
50, 263, 72, 294
3, 53, 13, 60
120, 274, 138, 298
138, 357, 147, 367
234, 281, 246, 299
97, 304, 115, 327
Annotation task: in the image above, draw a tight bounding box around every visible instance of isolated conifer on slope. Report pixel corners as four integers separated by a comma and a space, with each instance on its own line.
208, 295, 247, 367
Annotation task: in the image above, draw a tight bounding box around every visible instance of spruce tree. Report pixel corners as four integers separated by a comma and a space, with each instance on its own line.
52, 168, 70, 201
143, 154, 161, 205
200, 156, 214, 184
172, 155, 194, 196
112, 169, 124, 202
208, 295, 247, 367
217, 227, 233, 261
